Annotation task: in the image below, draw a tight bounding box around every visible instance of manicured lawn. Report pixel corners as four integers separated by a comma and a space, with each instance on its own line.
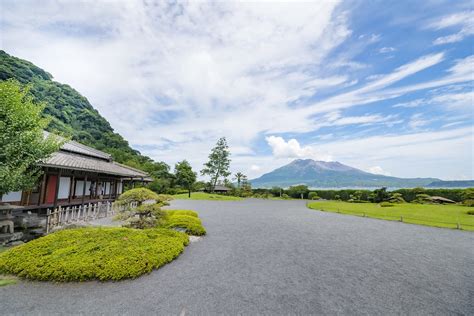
307, 201, 474, 231
0, 227, 189, 281
173, 192, 242, 201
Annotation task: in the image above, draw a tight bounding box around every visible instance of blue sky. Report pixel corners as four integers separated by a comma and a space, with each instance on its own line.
1, 0, 473, 180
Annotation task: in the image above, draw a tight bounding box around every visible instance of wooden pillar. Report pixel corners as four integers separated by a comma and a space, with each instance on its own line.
68, 173, 75, 204
53, 170, 62, 208
38, 172, 47, 206
81, 175, 88, 207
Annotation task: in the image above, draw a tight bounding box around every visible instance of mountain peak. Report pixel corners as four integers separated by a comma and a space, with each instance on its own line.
250, 159, 439, 188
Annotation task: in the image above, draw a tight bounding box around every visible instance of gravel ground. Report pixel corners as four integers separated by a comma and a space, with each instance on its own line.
1, 199, 473, 315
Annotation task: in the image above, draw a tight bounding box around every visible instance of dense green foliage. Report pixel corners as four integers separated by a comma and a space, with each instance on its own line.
252, 187, 474, 204
392, 188, 469, 202
308, 192, 320, 200
201, 137, 231, 191
0, 50, 168, 174
287, 185, 310, 199
161, 211, 206, 236
174, 160, 197, 198
0, 227, 189, 281
0, 80, 62, 195
308, 201, 474, 230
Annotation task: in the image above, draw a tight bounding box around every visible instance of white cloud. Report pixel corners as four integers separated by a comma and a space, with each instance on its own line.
392, 99, 425, 108
379, 47, 396, 53
312, 126, 473, 179
429, 11, 474, 45
1, 2, 472, 181
408, 113, 430, 129
366, 166, 391, 176
265, 136, 332, 161
431, 91, 474, 109
250, 165, 261, 172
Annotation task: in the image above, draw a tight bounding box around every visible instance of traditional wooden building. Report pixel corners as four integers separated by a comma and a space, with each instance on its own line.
0, 138, 151, 213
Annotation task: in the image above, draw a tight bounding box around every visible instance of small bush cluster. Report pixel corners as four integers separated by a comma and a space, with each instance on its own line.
463, 200, 474, 207
0, 227, 189, 281
380, 202, 395, 207
467, 210, 474, 215
166, 210, 198, 218
161, 210, 206, 236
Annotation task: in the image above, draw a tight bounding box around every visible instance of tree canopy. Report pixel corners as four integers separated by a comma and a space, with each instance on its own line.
0, 79, 61, 196
201, 137, 231, 192
174, 160, 197, 198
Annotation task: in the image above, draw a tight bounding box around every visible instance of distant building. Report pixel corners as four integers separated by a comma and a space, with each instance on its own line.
0, 137, 151, 243
204, 185, 232, 194
427, 196, 456, 204
1, 138, 151, 211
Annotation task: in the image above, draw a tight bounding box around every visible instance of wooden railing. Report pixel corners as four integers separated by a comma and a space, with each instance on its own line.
46, 201, 137, 233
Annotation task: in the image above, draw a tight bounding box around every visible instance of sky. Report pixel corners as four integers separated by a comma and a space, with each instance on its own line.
1, 0, 473, 180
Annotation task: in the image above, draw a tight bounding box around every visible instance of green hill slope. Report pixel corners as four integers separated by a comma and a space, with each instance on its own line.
0, 50, 154, 170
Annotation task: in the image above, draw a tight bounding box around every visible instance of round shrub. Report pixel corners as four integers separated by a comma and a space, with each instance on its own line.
380, 202, 394, 207
0, 227, 189, 281
308, 192, 320, 200
115, 187, 160, 206
166, 210, 198, 218
467, 210, 474, 215
162, 215, 206, 236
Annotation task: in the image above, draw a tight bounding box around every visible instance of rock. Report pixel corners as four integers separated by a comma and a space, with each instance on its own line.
7, 240, 24, 247
0, 232, 23, 245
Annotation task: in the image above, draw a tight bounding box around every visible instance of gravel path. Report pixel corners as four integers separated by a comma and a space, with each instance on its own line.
1, 199, 473, 315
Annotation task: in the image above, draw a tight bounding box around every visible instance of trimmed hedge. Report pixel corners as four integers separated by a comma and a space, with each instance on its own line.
0, 227, 189, 281
166, 210, 198, 218
162, 212, 206, 236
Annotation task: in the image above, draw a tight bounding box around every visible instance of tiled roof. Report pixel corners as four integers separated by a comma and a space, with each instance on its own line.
61, 140, 112, 160
41, 151, 150, 178
41, 132, 151, 179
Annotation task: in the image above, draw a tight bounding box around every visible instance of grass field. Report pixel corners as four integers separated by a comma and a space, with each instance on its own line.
307, 201, 474, 231
173, 192, 242, 201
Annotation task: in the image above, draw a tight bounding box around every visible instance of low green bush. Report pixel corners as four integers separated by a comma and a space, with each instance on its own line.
308, 192, 320, 200
380, 202, 395, 207
161, 214, 206, 236
166, 210, 198, 218
463, 199, 474, 207
467, 210, 474, 215
0, 227, 189, 281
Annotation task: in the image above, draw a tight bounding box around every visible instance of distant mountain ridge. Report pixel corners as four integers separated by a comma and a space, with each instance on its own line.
426, 180, 474, 188
250, 159, 443, 188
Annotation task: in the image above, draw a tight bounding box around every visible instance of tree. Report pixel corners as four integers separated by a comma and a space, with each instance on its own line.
201, 137, 231, 192
270, 186, 283, 197
114, 187, 167, 229
288, 185, 309, 199
175, 160, 197, 198
389, 192, 405, 203
308, 192, 320, 200
0, 80, 61, 197
372, 187, 390, 203
233, 172, 247, 188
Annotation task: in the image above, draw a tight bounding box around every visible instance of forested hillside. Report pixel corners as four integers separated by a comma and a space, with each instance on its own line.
0, 50, 159, 172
